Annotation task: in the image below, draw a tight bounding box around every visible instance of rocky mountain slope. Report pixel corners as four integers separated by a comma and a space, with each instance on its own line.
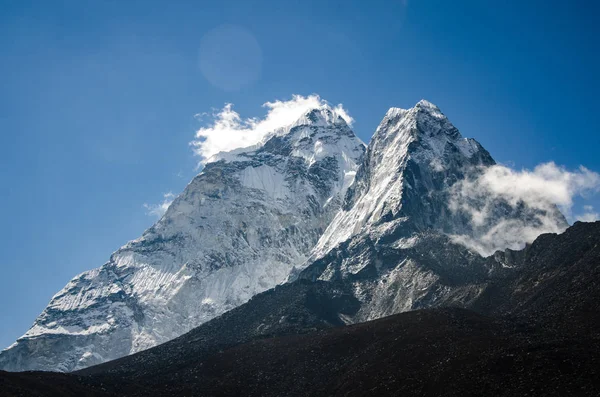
0, 106, 365, 372
2, 221, 599, 396
295, 100, 567, 323
475, 221, 600, 337
75, 221, 600, 379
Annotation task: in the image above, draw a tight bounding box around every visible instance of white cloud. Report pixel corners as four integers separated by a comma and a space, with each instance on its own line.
143, 192, 175, 218
576, 205, 600, 222
190, 94, 354, 163
331, 103, 354, 126
448, 162, 600, 256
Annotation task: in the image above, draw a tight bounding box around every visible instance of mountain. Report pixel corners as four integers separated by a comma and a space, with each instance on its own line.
2, 222, 600, 396
0, 100, 571, 373
0, 105, 365, 372
295, 100, 568, 322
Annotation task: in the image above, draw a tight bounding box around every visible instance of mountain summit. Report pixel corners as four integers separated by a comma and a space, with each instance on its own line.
295, 100, 567, 322
308, 99, 496, 259
0, 106, 365, 372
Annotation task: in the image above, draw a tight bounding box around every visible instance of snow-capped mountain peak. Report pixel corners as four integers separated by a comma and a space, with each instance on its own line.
1, 99, 568, 374
305, 100, 492, 259
289, 105, 348, 129
294, 99, 567, 324
207, 104, 361, 165
0, 107, 365, 372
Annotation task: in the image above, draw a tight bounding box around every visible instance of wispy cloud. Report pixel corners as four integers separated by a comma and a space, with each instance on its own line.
143, 192, 175, 218
190, 94, 353, 163
448, 162, 600, 256
576, 205, 600, 222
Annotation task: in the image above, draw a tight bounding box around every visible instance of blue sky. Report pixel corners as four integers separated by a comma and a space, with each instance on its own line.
1, 0, 598, 349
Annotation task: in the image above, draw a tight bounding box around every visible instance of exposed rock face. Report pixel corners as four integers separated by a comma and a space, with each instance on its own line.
0, 106, 365, 372
296, 100, 568, 323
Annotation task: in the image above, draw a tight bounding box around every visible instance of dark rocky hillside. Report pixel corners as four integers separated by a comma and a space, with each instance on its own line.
475, 221, 600, 336
2, 308, 599, 396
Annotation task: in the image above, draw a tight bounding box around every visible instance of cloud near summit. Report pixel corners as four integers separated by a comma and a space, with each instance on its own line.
448, 162, 600, 255
191, 94, 354, 163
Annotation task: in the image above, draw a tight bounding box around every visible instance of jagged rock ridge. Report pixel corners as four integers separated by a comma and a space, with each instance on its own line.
296, 100, 568, 323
